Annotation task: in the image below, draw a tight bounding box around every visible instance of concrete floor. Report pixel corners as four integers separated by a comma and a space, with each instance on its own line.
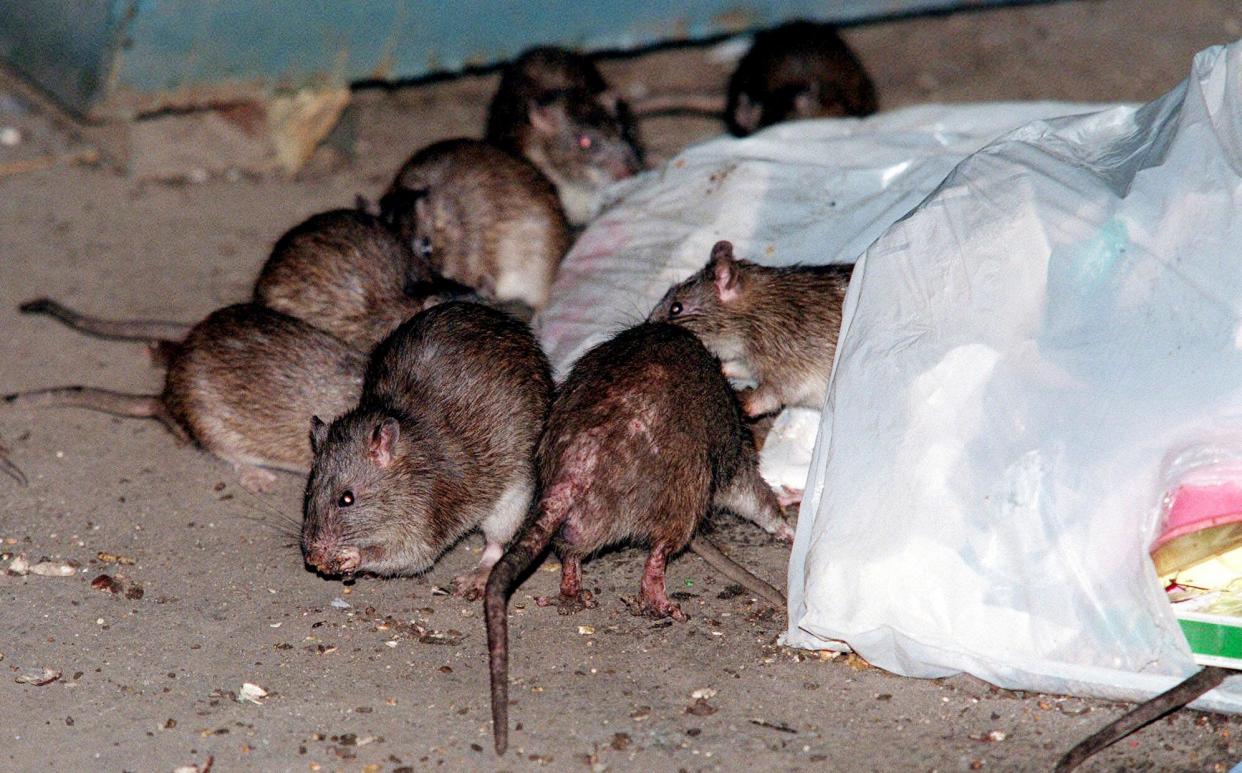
1, 1, 1241, 770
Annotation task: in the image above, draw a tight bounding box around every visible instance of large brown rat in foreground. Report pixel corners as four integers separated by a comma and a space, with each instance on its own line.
486, 46, 644, 227
380, 139, 571, 313
484, 322, 791, 754
301, 302, 552, 595
4, 304, 364, 492
649, 240, 851, 417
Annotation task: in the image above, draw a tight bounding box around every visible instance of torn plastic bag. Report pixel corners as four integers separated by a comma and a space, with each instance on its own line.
539, 100, 1105, 492
786, 40, 1242, 711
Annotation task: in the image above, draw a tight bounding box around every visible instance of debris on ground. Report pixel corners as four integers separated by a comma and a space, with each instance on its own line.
15, 667, 61, 686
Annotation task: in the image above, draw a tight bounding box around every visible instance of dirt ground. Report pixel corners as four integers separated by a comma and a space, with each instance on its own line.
2, 1, 1241, 771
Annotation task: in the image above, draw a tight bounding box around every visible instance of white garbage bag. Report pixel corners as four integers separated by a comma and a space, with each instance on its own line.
787, 40, 1242, 711
539, 100, 1105, 492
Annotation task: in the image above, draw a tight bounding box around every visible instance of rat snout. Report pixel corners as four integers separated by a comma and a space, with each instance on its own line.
303, 539, 361, 576
607, 152, 641, 181
333, 545, 362, 574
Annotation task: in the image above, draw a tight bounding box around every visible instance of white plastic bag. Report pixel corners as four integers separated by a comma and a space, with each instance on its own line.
787, 41, 1242, 710
539, 100, 1105, 492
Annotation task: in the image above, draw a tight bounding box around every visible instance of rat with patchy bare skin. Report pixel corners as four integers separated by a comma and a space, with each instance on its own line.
484, 321, 791, 755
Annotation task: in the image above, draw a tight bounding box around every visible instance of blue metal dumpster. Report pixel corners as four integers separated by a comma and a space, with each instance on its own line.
0, 1, 1024, 121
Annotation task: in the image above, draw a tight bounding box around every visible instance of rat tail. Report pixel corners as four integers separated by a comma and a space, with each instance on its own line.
20, 297, 191, 343
3, 386, 160, 417
484, 493, 570, 755
2, 386, 190, 443
629, 92, 726, 118
688, 535, 785, 609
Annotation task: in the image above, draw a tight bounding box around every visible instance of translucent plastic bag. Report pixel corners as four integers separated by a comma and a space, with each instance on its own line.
539, 100, 1103, 492
786, 41, 1242, 710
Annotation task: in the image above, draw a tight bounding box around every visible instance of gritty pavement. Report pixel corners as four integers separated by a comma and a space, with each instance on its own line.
1, 1, 1241, 771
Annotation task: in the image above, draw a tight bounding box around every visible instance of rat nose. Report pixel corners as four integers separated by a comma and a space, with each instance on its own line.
304, 542, 360, 575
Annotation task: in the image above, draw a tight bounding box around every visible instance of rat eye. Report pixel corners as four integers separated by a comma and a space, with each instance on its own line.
338, 491, 354, 508
413, 236, 433, 259
576, 133, 593, 151
669, 302, 683, 317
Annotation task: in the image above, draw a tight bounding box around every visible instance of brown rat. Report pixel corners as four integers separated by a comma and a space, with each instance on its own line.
21, 208, 480, 354
301, 301, 552, 596
379, 139, 571, 313
649, 240, 851, 417
726, 20, 877, 136
485, 46, 644, 226
253, 208, 437, 349
484, 321, 791, 754
4, 304, 364, 492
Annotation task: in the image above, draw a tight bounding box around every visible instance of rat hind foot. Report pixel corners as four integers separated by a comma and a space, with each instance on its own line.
236, 464, 278, 494
452, 566, 491, 601
535, 590, 596, 615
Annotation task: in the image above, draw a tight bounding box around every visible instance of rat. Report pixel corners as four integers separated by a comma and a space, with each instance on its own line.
253, 208, 441, 349
21, 208, 481, 355
301, 301, 553, 597
726, 20, 877, 136
485, 46, 644, 227
379, 139, 571, 313
649, 240, 852, 418
630, 21, 876, 137
4, 304, 365, 492
484, 321, 792, 754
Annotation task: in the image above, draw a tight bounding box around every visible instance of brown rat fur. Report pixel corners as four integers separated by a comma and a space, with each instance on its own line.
380, 139, 570, 312
726, 20, 877, 137
253, 208, 436, 349
4, 304, 364, 492
21, 208, 476, 355
483, 322, 791, 754
485, 46, 644, 226
649, 240, 851, 417
301, 301, 552, 595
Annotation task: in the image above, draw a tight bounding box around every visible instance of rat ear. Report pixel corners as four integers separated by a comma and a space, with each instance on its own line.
528, 100, 565, 136
596, 89, 621, 116
733, 93, 761, 135
793, 84, 827, 119
709, 241, 741, 303
309, 416, 328, 455
369, 417, 400, 468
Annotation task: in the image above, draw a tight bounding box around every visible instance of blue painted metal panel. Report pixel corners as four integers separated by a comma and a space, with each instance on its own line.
0, 1, 124, 118
0, 0, 1031, 119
